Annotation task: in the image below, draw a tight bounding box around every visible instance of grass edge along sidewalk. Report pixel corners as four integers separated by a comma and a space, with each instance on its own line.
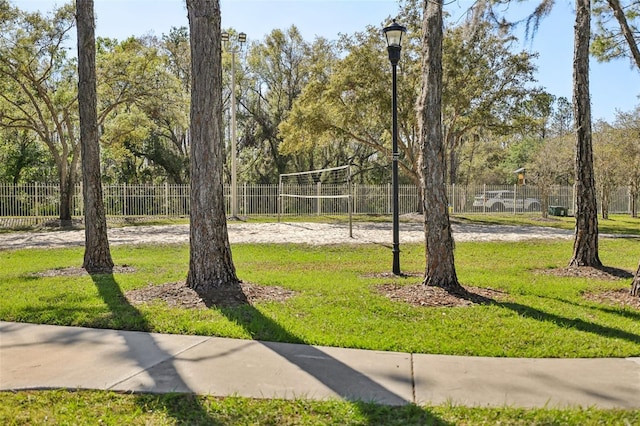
1, 390, 639, 425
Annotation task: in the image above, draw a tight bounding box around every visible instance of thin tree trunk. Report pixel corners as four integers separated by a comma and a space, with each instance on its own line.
77, 0, 113, 273
570, 0, 602, 268
59, 171, 73, 226
631, 260, 640, 297
186, 0, 239, 299
600, 188, 609, 220
418, 0, 462, 293
448, 144, 457, 185
606, 0, 640, 70
540, 186, 549, 219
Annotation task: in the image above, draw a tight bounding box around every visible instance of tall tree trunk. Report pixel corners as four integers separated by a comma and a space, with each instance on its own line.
570, 0, 602, 268
186, 0, 239, 298
418, 0, 462, 293
77, 0, 113, 273
631, 260, 640, 297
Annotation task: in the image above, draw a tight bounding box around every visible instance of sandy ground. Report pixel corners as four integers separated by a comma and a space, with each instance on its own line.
0, 220, 576, 250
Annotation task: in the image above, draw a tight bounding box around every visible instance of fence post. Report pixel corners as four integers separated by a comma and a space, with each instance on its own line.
353, 183, 358, 215
482, 184, 486, 214
316, 181, 321, 216
243, 183, 247, 216
78, 182, 83, 217
34, 182, 39, 219
122, 182, 127, 216
277, 181, 281, 222
164, 182, 169, 216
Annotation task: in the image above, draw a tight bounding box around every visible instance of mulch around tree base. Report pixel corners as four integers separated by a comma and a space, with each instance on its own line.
583, 289, 640, 310
539, 266, 639, 310
32, 265, 136, 277
375, 283, 509, 308
125, 281, 297, 309
537, 266, 634, 280
31, 266, 296, 308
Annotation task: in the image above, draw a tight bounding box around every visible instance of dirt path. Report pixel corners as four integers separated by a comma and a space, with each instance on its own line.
0, 221, 575, 250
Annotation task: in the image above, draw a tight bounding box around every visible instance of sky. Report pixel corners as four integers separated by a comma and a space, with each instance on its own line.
11, 0, 640, 122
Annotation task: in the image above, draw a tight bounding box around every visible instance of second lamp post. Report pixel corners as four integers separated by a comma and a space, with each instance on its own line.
221, 31, 246, 219
383, 20, 407, 276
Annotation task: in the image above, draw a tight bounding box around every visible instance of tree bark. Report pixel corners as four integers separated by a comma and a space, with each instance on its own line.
601, 190, 609, 220
418, 0, 462, 293
186, 0, 239, 298
631, 260, 640, 297
570, 0, 602, 268
58, 170, 74, 226
77, 0, 113, 273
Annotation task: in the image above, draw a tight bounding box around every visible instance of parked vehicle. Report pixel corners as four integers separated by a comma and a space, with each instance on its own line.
473, 190, 541, 212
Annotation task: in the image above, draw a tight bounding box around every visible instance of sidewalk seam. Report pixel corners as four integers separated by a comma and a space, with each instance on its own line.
106, 336, 214, 391
410, 353, 416, 404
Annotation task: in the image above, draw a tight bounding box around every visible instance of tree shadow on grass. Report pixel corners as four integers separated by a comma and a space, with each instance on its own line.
90, 273, 222, 425
436, 281, 640, 345
426, 284, 640, 347
497, 300, 640, 345
533, 293, 640, 322
198, 281, 449, 424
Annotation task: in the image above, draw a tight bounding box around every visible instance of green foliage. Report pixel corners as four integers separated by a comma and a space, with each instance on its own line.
0, 2, 79, 219
0, 129, 53, 183
593, 121, 630, 218
592, 0, 640, 64
239, 26, 323, 182
279, 24, 401, 184
97, 36, 190, 184
548, 96, 574, 138
442, 20, 545, 183
280, 7, 547, 186
0, 0, 636, 190
612, 106, 640, 217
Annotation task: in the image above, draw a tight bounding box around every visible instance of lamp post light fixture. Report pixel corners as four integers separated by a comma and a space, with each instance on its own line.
221, 31, 247, 219
383, 19, 406, 276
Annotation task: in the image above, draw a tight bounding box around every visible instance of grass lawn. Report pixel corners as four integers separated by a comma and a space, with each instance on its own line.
1, 216, 638, 424
1, 390, 638, 425
1, 239, 638, 357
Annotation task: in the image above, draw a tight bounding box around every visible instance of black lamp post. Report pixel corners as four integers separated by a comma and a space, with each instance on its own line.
383, 19, 406, 276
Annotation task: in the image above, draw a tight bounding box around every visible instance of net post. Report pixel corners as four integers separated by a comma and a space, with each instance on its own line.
277, 176, 282, 222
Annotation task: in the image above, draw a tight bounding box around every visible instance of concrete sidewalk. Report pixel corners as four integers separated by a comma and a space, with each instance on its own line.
1, 321, 639, 408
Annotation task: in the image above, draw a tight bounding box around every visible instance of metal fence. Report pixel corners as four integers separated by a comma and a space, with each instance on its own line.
0, 182, 637, 223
